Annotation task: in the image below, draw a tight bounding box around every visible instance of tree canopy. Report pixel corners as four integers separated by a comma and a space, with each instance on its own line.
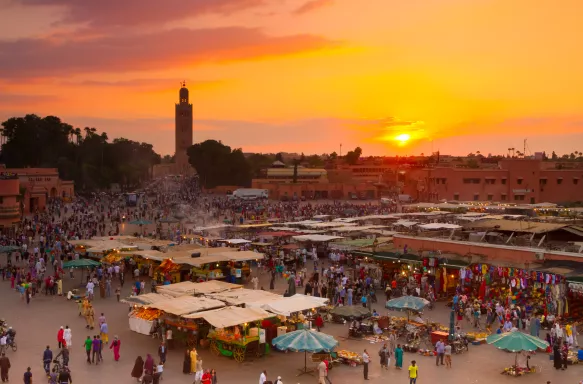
187, 140, 251, 189
0, 114, 161, 190
345, 147, 362, 165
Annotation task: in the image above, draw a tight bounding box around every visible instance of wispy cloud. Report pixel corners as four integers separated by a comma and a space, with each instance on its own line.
294, 0, 334, 15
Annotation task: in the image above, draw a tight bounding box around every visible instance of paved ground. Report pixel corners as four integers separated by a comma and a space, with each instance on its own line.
2, 258, 581, 384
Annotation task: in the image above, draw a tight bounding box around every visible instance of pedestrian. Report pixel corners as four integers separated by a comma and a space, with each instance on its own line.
408, 360, 419, 384
23, 367, 32, 384
110, 335, 121, 361
57, 326, 64, 349
144, 353, 155, 375
183, 349, 191, 374
259, 370, 267, 384
0, 353, 10, 382
444, 342, 452, 368
362, 349, 370, 380
201, 369, 211, 384
318, 360, 327, 384
43, 345, 53, 376
84, 336, 92, 363
64, 325, 72, 348
91, 335, 100, 364
210, 368, 217, 384
394, 344, 404, 369
100, 321, 109, 344
115, 286, 121, 302
158, 341, 167, 363
131, 356, 144, 382
379, 343, 389, 369
435, 339, 445, 366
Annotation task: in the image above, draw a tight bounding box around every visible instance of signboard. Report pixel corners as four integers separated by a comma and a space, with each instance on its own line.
259, 328, 266, 344
235, 269, 242, 278
0, 172, 17, 180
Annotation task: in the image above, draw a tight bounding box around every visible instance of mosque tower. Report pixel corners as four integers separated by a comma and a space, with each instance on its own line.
175, 81, 193, 173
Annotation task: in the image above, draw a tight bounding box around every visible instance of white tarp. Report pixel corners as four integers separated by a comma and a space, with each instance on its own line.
292, 235, 344, 242
261, 294, 329, 316
215, 250, 265, 261
393, 220, 418, 227
220, 239, 252, 245
208, 288, 282, 306
128, 317, 154, 335
183, 306, 271, 328
148, 295, 225, 316
418, 223, 462, 230
121, 292, 173, 306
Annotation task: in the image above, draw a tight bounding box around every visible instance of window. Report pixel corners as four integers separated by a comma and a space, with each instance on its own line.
473, 194, 479, 201
517, 178, 523, 185
539, 179, 547, 185
440, 178, 447, 184
501, 178, 507, 185
575, 178, 579, 185
557, 178, 563, 185
501, 194, 507, 201
487, 194, 493, 201
514, 194, 525, 201
453, 194, 459, 201
463, 178, 481, 184
485, 178, 496, 184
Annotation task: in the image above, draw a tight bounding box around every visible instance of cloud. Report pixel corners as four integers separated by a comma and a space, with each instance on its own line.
0, 93, 62, 110
18, 0, 265, 27
60, 78, 227, 92
0, 27, 337, 78
294, 0, 334, 15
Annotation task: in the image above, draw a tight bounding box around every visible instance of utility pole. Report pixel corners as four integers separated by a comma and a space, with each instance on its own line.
340, 143, 342, 157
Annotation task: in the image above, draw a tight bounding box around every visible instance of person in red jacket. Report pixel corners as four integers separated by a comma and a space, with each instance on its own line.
201, 369, 212, 384
315, 314, 324, 332
57, 327, 65, 348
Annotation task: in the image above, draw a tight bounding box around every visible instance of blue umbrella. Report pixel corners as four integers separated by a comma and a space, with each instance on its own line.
386, 295, 430, 312
273, 329, 339, 376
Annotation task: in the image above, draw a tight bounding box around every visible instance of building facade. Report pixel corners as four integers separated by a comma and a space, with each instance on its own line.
397, 159, 583, 204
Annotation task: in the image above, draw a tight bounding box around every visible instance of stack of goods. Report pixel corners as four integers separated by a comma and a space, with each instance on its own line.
465, 332, 488, 342
567, 350, 579, 365
131, 308, 163, 320
337, 350, 363, 366
417, 349, 437, 357
363, 335, 389, 343
501, 366, 535, 376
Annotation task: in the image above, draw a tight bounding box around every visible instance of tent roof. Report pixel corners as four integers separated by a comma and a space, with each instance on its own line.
463, 219, 568, 234
121, 292, 173, 306
292, 235, 344, 242
156, 281, 242, 297
418, 223, 462, 230
121, 250, 167, 261
208, 288, 282, 306
149, 295, 225, 316
261, 294, 329, 316
183, 306, 271, 328
216, 250, 265, 262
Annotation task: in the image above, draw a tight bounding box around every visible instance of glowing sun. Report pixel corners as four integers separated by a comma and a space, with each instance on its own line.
395, 133, 411, 144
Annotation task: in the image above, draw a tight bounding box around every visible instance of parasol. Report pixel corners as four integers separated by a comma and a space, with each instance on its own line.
487, 329, 549, 366
272, 329, 339, 376
386, 295, 430, 320
329, 306, 371, 319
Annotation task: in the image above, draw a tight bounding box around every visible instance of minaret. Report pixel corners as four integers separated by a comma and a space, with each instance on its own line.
175, 81, 193, 173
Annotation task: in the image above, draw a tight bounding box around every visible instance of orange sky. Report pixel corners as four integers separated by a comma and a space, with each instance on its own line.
1, 0, 582, 156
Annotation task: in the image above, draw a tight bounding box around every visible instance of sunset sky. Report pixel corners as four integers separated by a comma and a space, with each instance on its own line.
1, 0, 583, 157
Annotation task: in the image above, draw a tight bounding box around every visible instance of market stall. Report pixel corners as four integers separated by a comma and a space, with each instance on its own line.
208, 288, 282, 308
128, 307, 163, 335
185, 306, 272, 362
486, 330, 548, 377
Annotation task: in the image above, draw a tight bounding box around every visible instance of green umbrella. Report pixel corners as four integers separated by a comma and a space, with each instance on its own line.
129, 219, 153, 225
330, 306, 371, 319
63, 259, 101, 269
487, 330, 549, 366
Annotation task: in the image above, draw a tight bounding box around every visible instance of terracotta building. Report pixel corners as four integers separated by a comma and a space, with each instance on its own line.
399, 159, 583, 204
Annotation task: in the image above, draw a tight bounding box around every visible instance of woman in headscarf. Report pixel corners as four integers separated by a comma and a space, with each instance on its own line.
183, 349, 191, 374
131, 356, 144, 381
553, 344, 562, 370
144, 353, 155, 375
109, 335, 121, 361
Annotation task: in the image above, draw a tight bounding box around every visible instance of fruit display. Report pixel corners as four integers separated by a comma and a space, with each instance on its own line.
466, 332, 488, 340
363, 335, 389, 343
337, 350, 363, 363
131, 308, 163, 320
501, 366, 535, 376
417, 349, 437, 356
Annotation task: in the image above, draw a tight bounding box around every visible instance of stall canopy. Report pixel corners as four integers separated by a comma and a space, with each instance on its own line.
393, 220, 418, 227
208, 288, 282, 306
190, 281, 242, 295
121, 292, 173, 306
216, 250, 264, 262
257, 231, 299, 237
262, 294, 329, 316
292, 235, 344, 242
122, 250, 167, 261
220, 239, 252, 245
148, 295, 226, 316
155, 281, 199, 297
418, 223, 462, 230
172, 254, 230, 267
183, 306, 271, 328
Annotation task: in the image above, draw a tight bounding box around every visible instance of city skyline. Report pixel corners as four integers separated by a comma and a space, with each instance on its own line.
1, 0, 583, 156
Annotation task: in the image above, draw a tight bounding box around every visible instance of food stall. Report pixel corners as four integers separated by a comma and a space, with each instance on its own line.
261, 294, 329, 331
185, 306, 272, 362
128, 307, 164, 335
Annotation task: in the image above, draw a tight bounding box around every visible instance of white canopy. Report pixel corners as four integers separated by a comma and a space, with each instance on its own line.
220, 239, 252, 245
208, 288, 282, 306
393, 220, 418, 227
155, 281, 200, 297
332, 225, 388, 233
216, 250, 264, 261
192, 224, 232, 231
156, 281, 241, 297
292, 235, 344, 242
121, 292, 173, 306
148, 295, 226, 316
418, 223, 462, 230
261, 294, 329, 316
122, 250, 167, 261
183, 306, 271, 328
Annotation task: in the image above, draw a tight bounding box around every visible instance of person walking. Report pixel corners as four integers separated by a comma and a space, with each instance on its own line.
43, 345, 53, 376
84, 336, 92, 363
379, 344, 389, 370
100, 321, 109, 344
444, 342, 452, 368
131, 356, 144, 382
435, 339, 445, 366
23, 367, 32, 384
408, 360, 419, 384
394, 344, 404, 369
57, 326, 65, 349
91, 335, 100, 365
318, 360, 327, 384
0, 353, 10, 382
362, 349, 370, 380
110, 335, 121, 361
158, 341, 167, 364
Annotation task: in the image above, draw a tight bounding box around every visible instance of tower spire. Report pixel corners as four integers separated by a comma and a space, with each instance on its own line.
182, 80, 186, 88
